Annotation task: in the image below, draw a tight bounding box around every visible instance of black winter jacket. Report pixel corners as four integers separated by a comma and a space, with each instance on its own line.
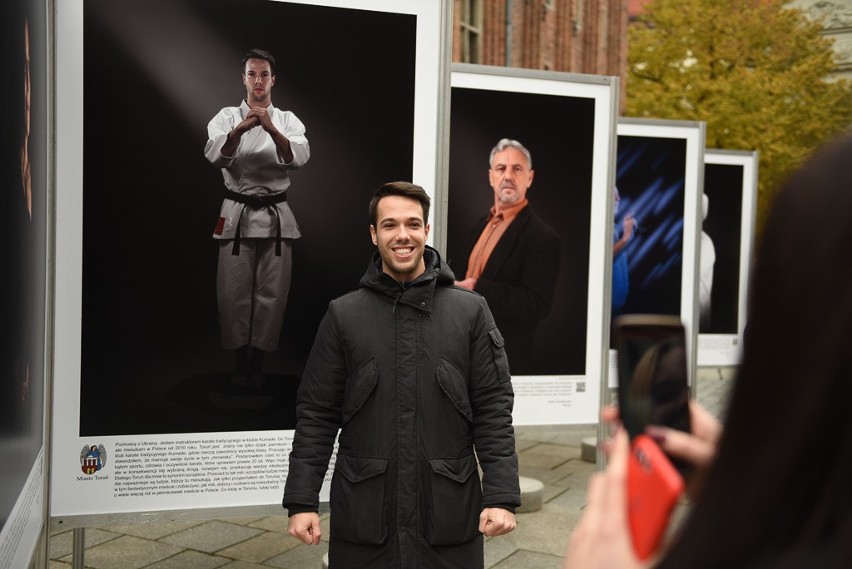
282, 247, 520, 568
462, 205, 562, 373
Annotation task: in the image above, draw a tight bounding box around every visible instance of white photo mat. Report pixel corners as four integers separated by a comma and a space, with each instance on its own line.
697, 150, 758, 367
449, 65, 619, 426
52, 0, 449, 523
608, 119, 706, 391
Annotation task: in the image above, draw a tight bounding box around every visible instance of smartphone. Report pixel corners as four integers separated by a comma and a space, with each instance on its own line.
613, 314, 691, 441
627, 434, 684, 560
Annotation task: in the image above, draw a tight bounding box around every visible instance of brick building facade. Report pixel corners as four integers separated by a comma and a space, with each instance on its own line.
452, 0, 629, 79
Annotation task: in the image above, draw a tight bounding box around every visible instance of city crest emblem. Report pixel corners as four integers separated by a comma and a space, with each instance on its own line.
80, 444, 108, 475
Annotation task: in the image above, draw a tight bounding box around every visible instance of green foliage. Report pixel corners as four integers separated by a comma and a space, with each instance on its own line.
626, 0, 852, 234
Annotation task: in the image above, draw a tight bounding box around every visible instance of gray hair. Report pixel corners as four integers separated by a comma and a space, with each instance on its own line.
489, 138, 532, 169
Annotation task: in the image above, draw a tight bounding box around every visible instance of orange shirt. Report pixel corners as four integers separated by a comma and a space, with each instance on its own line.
465, 199, 529, 280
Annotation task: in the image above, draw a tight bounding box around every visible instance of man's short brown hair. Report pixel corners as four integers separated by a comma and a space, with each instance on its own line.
368, 181, 431, 227
242, 48, 276, 76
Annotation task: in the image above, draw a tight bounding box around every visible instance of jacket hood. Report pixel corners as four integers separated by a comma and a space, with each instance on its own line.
360, 246, 456, 315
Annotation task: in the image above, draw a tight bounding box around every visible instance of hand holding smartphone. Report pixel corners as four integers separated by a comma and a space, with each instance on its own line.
626, 434, 684, 560
613, 315, 691, 449
614, 315, 691, 559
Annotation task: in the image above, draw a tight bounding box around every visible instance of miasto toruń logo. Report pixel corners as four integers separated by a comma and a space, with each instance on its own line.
80, 444, 107, 475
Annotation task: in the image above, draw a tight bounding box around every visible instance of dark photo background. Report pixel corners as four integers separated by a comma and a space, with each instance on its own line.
613, 135, 687, 319
701, 162, 744, 334
0, 0, 47, 532
446, 86, 595, 376
81, 0, 416, 436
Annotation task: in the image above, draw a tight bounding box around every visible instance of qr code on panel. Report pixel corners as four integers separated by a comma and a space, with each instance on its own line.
576, 382, 586, 393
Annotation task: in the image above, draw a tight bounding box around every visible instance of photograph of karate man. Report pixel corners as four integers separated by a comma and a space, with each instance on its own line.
79, 0, 418, 435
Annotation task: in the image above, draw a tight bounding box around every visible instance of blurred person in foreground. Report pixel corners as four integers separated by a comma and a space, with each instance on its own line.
565, 133, 852, 569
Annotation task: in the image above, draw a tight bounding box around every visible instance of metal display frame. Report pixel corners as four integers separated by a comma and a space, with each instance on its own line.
607, 118, 706, 392
697, 149, 758, 367
444, 64, 619, 426
50, 0, 451, 539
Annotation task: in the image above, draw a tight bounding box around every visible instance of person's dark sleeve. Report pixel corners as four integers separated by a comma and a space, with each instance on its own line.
282, 305, 347, 513
467, 299, 521, 510
285, 504, 317, 517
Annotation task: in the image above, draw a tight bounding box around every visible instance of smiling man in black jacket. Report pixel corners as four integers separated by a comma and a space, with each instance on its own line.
283, 181, 520, 568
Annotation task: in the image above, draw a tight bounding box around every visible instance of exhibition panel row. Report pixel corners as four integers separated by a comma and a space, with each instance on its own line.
1, 0, 756, 561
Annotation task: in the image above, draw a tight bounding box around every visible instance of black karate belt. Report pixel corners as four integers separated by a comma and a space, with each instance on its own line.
224, 189, 287, 256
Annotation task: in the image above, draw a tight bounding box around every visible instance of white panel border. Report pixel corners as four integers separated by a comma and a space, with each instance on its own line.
449, 65, 619, 426
609, 118, 707, 391
697, 149, 758, 367
52, 0, 449, 523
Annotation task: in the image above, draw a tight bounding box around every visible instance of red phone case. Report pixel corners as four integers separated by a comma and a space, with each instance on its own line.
627, 434, 684, 560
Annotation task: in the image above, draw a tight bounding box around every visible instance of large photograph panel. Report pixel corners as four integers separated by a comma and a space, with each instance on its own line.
80, 0, 417, 437
448, 67, 617, 426
697, 150, 758, 366
0, 0, 47, 561
52, 0, 447, 520
609, 119, 704, 388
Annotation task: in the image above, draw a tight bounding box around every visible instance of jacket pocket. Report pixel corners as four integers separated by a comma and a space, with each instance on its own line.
436, 358, 473, 421
488, 326, 512, 382
425, 454, 482, 545
342, 358, 378, 423
330, 454, 389, 544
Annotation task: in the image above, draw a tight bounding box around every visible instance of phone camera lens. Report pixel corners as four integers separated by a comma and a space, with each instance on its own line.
635, 447, 651, 471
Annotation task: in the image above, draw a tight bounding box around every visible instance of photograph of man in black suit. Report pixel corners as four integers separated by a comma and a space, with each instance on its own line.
454, 139, 562, 373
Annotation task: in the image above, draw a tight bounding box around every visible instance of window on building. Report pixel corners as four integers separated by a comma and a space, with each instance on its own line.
573, 0, 582, 35
460, 0, 483, 63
